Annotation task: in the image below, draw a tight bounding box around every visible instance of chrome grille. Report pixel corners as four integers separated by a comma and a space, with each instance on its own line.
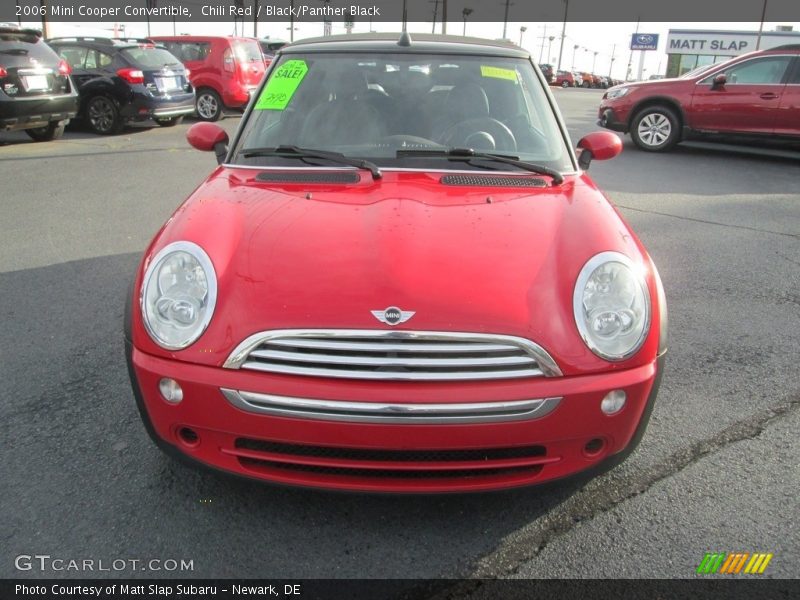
224, 330, 562, 381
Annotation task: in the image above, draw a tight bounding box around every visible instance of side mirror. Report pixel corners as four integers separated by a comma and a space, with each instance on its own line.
712, 73, 727, 89
576, 131, 622, 170
187, 122, 229, 164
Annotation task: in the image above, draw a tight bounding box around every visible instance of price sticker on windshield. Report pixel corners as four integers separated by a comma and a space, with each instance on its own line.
480, 65, 518, 82
255, 59, 309, 110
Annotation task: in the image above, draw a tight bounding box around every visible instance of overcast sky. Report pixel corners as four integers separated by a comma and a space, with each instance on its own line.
32, 19, 800, 79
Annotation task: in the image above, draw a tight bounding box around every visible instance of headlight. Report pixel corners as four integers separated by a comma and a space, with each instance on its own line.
141, 241, 217, 350
605, 87, 631, 100
573, 252, 650, 361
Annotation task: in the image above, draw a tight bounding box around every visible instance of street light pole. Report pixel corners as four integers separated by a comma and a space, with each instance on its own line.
462, 8, 472, 36
519, 26, 527, 48
571, 44, 578, 70
547, 36, 554, 63
592, 51, 598, 73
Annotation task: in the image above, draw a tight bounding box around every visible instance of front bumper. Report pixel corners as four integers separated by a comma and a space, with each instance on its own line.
598, 106, 628, 133
127, 340, 664, 493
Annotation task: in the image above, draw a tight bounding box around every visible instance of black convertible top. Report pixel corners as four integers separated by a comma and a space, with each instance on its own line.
284, 32, 529, 59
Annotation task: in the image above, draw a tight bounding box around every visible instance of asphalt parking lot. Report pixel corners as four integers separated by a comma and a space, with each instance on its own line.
1, 89, 798, 586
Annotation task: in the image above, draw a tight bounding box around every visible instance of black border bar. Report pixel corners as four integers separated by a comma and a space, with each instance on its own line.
4, 0, 800, 24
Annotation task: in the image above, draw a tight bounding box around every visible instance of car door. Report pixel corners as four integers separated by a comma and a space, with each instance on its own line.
690, 55, 792, 134
774, 56, 800, 136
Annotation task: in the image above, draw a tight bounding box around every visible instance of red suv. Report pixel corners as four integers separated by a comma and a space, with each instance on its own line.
598, 45, 800, 151
151, 36, 265, 121
553, 70, 575, 88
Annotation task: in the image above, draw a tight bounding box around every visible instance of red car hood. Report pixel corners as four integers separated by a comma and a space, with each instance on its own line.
134, 168, 658, 374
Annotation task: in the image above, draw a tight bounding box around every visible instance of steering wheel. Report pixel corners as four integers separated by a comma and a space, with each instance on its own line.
438, 118, 517, 152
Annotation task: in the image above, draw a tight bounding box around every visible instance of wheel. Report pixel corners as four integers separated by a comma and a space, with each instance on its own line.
438, 117, 517, 153
582, 80, 590, 88
561, 80, 569, 88
196, 89, 223, 121
86, 96, 123, 135
25, 121, 66, 142
155, 116, 184, 127
630, 105, 680, 152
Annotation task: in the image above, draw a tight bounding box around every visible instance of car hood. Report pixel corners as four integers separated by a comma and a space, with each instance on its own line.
134, 168, 658, 374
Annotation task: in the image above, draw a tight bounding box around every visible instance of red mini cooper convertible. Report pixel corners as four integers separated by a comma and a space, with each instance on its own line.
126, 33, 667, 493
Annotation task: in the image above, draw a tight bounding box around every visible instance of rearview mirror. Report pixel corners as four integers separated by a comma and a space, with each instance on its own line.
576, 131, 622, 170
187, 122, 229, 164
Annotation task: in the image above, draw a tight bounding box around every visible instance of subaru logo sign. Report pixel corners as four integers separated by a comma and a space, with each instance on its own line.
631, 33, 659, 51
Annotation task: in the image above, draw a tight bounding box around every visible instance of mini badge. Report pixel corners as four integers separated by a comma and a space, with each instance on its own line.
371, 306, 415, 326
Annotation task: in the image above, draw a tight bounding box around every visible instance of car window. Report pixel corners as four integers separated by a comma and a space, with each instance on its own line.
702, 56, 792, 85
121, 47, 181, 68
788, 58, 800, 84
176, 42, 211, 62
55, 45, 88, 69
233, 40, 263, 63
84, 49, 112, 69
2, 31, 61, 67
233, 52, 573, 172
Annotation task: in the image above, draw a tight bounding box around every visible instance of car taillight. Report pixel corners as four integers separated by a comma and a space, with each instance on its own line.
57, 59, 71, 76
117, 68, 145, 84
223, 48, 235, 73
0, 65, 7, 79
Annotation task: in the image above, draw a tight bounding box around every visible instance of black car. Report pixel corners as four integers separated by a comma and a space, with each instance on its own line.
258, 37, 287, 63
0, 24, 78, 141
46, 37, 195, 134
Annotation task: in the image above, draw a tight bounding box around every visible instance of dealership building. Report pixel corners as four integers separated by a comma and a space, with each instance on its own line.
665, 28, 800, 77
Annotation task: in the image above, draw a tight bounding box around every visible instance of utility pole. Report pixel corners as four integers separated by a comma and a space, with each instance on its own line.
556, 0, 568, 72
626, 18, 639, 81
608, 44, 616, 77
501, 0, 512, 40
756, 0, 768, 49
430, 0, 439, 34
39, 0, 48, 38
538, 24, 548, 62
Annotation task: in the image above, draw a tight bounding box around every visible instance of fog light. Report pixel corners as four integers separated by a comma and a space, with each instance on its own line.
601, 390, 626, 415
159, 378, 183, 403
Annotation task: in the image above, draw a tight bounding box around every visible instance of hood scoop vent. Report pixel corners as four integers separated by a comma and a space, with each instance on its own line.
255, 171, 361, 184
440, 174, 547, 188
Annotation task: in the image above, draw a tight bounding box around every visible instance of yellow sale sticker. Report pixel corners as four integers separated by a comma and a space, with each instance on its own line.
255, 59, 309, 110
480, 65, 518, 81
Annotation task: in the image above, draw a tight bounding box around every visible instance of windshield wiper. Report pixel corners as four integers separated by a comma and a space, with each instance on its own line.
240, 145, 382, 179
396, 147, 563, 185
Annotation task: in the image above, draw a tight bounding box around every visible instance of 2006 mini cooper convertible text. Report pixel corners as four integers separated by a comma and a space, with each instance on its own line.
126, 33, 667, 493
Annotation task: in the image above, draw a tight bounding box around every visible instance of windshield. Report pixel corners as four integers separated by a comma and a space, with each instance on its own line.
232, 52, 573, 172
